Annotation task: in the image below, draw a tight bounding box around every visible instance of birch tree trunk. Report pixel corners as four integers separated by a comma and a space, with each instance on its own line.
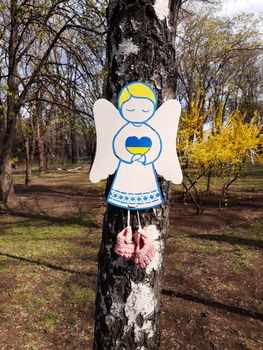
93, 0, 180, 348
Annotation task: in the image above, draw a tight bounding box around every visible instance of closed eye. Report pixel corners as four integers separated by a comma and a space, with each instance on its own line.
142, 109, 150, 113
126, 108, 135, 112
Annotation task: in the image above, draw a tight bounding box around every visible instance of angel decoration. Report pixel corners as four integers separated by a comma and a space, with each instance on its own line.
89, 82, 182, 268
90, 81, 182, 208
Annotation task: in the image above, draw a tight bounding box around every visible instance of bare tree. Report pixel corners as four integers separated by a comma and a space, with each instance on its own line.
0, 0, 105, 202
176, 6, 263, 130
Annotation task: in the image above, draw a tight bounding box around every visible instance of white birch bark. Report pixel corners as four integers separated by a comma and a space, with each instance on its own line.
93, 0, 180, 348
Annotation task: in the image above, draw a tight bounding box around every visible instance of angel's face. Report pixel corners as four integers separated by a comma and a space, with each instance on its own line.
120, 97, 155, 123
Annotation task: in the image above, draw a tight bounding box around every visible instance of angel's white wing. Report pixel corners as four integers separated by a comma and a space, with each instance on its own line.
148, 99, 183, 184
89, 99, 125, 183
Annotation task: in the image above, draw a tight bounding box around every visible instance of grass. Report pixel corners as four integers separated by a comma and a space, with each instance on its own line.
166, 216, 263, 314
0, 211, 100, 268
0, 176, 100, 348
0, 167, 262, 349
0, 255, 96, 348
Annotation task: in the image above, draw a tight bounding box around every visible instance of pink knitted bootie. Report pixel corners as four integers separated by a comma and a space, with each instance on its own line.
114, 226, 136, 260
133, 227, 156, 269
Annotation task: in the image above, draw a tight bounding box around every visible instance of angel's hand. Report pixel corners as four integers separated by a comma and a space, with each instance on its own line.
131, 154, 142, 162
137, 154, 146, 164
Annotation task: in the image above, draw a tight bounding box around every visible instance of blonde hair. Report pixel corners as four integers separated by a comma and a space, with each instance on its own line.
118, 82, 157, 109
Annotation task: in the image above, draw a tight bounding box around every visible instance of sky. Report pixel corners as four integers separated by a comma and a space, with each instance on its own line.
221, 0, 263, 16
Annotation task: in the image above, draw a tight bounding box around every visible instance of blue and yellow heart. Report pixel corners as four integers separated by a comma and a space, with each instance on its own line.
126, 136, 152, 155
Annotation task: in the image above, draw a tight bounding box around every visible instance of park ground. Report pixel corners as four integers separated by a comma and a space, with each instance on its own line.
0, 165, 262, 350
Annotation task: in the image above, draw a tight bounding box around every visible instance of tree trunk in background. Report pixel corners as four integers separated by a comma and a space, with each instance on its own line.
22, 111, 35, 186
93, 0, 180, 348
0, 0, 18, 203
37, 134, 46, 175
0, 150, 14, 203
86, 127, 96, 162
35, 110, 47, 176
25, 135, 35, 186
25, 139, 32, 186
70, 126, 79, 164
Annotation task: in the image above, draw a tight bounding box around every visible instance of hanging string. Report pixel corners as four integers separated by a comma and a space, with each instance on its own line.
127, 210, 131, 227
136, 211, 142, 231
